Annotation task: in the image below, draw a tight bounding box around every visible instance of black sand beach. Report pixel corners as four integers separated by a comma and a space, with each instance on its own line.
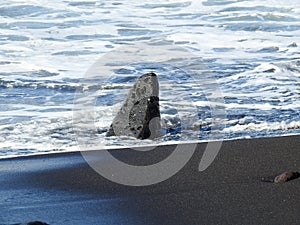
0, 135, 299, 225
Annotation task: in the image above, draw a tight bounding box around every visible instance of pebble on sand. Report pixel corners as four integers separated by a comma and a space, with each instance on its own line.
12, 221, 49, 225
261, 171, 300, 183
274, 172, 300, 183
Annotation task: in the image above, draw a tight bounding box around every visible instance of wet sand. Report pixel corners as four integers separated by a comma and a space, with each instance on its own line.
0, 135, 299, 225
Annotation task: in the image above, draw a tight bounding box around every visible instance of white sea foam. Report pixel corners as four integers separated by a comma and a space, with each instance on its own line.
222, 121, 300, 133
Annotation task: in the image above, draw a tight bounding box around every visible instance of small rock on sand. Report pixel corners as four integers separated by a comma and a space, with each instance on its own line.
261, 171, 300, 183
12, 221, 49, 225
274, 172, 300, 183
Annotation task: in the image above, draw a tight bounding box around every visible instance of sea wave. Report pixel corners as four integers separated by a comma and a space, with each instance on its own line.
0, 0, 299, 157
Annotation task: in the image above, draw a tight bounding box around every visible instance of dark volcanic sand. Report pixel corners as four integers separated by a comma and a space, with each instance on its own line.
0, 135, 299, 225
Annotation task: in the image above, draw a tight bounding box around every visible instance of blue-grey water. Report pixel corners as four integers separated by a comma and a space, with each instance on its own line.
0, 0, 299, 158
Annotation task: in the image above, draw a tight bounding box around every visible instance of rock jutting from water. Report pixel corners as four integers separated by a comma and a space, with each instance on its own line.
106, 72, 161, 140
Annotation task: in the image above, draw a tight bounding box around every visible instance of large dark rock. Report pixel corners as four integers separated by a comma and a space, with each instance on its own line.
106, 72, 161, 139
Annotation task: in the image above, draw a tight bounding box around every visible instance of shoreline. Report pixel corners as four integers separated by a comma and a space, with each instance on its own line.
1, 133, 299, 160
0, 135, 299, 224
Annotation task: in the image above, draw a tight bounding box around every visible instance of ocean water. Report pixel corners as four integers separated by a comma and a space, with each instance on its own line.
0, 0, 299, 158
